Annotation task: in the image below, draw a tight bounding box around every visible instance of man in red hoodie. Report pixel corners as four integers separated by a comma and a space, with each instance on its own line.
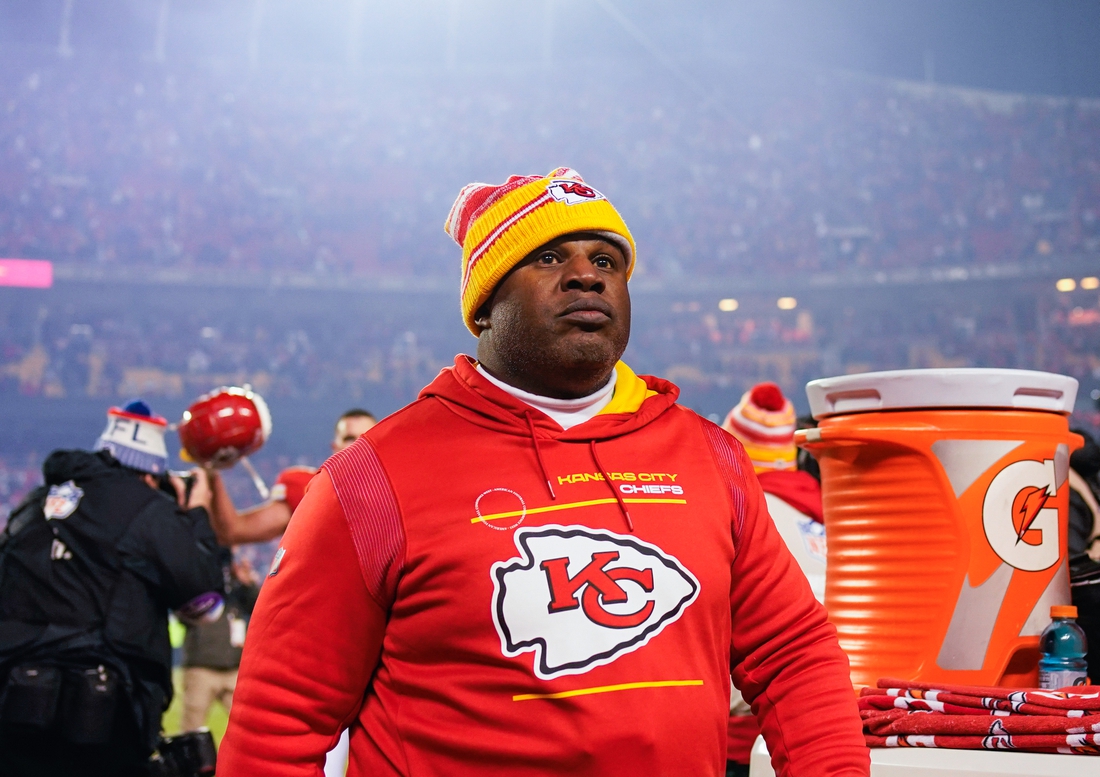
218, 168, 868, 776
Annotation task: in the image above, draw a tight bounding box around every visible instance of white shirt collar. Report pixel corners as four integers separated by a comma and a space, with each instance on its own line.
476, 364, 617, 430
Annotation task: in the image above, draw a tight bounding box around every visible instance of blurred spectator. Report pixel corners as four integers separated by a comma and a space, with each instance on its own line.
0, 455, 42, 531
179, 556, 260, 732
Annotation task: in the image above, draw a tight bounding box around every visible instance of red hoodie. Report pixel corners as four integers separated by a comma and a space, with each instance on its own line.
218, 357, 867, 777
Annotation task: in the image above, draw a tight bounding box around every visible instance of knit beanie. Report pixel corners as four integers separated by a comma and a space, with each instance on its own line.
722, 383, 797, 473
445, 167, 636, 335
94, 399, 169, 474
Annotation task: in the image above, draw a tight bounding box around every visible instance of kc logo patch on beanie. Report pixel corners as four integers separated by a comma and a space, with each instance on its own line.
94, 399, 170, 474
445, 167, 636, 335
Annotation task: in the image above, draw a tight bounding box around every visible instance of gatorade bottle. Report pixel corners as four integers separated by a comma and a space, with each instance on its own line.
1038, 605, 1089, 689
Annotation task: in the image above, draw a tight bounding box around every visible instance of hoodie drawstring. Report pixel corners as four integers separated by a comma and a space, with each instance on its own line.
524, 412, 557, 500
522, 411, 633, 533
589, 439, 634, 533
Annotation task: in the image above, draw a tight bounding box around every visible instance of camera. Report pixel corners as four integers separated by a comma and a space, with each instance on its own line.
157, 470, 196, 505
147, 729, 217, 777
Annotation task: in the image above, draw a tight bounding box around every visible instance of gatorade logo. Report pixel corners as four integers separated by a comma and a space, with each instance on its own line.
982, 458, 1060, 572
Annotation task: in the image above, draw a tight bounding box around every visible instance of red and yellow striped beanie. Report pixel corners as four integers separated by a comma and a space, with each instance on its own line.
722, 383, 798, 473
445, 167, 636, 335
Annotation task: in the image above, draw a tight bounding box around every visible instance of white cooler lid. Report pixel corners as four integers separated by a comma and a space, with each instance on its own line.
806, 368, 1079, 419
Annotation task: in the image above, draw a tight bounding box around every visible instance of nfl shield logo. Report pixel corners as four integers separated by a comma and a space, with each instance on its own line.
44, 481, 84, 521
796, 517, 827, 563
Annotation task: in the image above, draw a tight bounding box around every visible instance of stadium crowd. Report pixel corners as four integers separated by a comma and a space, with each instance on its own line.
2, 286, 1097, 403
0, 52, 1098, 281
3, 50, 1100, 551
3, 286, 1099, 527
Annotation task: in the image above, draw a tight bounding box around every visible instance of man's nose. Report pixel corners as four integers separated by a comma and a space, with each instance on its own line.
561, 253, 605, 292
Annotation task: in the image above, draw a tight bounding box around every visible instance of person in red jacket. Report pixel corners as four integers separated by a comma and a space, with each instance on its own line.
722, 382, 829, 774
722, 383, 826, 601
218, 168, 868, 777
205, 408, 376, 545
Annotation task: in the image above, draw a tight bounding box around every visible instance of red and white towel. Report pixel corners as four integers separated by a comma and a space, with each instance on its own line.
861, 678, 1100, 755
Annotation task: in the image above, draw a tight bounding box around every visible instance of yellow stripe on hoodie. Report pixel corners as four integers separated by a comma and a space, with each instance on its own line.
599, 362, 656, 416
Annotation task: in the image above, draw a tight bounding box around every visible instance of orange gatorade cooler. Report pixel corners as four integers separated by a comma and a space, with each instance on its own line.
797, 369, 1081, 688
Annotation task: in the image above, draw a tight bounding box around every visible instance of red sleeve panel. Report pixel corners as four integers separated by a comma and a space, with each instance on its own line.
217, 469, 386, 776
702, 421, 868, 777
321, 438, 406, 609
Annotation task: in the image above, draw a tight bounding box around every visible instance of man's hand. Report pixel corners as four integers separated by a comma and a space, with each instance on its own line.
187, 467, 214, 512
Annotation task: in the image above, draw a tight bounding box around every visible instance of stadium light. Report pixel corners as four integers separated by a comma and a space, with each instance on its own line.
777, 297, 797, 310
718, 298, 738, 312
1081, 276, 1100, 290
1056, 278, 1076, 292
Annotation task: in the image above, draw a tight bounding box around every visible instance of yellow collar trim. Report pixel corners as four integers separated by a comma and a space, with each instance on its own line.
599, 362, 657, 416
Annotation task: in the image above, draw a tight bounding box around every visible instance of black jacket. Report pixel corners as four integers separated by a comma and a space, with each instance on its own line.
1070, 429, 1100, 557
0, 449, 225, 740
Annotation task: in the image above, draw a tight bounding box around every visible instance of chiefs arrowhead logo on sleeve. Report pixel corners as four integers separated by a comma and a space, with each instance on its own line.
491, 525, 699, 680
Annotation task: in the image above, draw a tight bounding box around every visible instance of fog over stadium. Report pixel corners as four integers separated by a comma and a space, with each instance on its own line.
1, 0, 1099, 519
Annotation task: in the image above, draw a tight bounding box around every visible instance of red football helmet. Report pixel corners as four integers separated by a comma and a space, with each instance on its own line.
178, 386, 271, 469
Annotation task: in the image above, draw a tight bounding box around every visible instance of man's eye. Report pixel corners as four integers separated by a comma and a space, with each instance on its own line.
538, 253, 559, 264
594, 255, 613, 268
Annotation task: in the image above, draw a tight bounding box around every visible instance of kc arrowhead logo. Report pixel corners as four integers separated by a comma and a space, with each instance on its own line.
491, 525, 699, 680
546, 179, 605, 206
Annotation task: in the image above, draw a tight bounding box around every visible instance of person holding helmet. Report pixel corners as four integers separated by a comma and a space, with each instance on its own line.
178, 390, 375, 546
219, 168, 866, 777
179, 393, 375, 775
0, 400, 226, 777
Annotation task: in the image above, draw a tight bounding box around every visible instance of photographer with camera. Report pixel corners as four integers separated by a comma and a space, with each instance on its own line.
0, 401, 226, 777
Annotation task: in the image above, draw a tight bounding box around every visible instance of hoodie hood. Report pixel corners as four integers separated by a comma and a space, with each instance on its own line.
420, 356, 680, 443
43, 449, 127, 486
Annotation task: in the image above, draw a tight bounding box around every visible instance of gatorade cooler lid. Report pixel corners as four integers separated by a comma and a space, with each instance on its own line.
807, 368, 1078, 419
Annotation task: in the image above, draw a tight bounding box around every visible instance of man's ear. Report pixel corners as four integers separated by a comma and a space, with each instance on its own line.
473, 302, 492, 333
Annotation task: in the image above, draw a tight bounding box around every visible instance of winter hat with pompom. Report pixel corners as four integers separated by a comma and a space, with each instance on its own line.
722, 383, 797, 473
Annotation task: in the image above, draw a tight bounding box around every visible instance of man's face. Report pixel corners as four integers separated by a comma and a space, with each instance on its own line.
332, 415, 376, 452
475, 233, 631, 399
